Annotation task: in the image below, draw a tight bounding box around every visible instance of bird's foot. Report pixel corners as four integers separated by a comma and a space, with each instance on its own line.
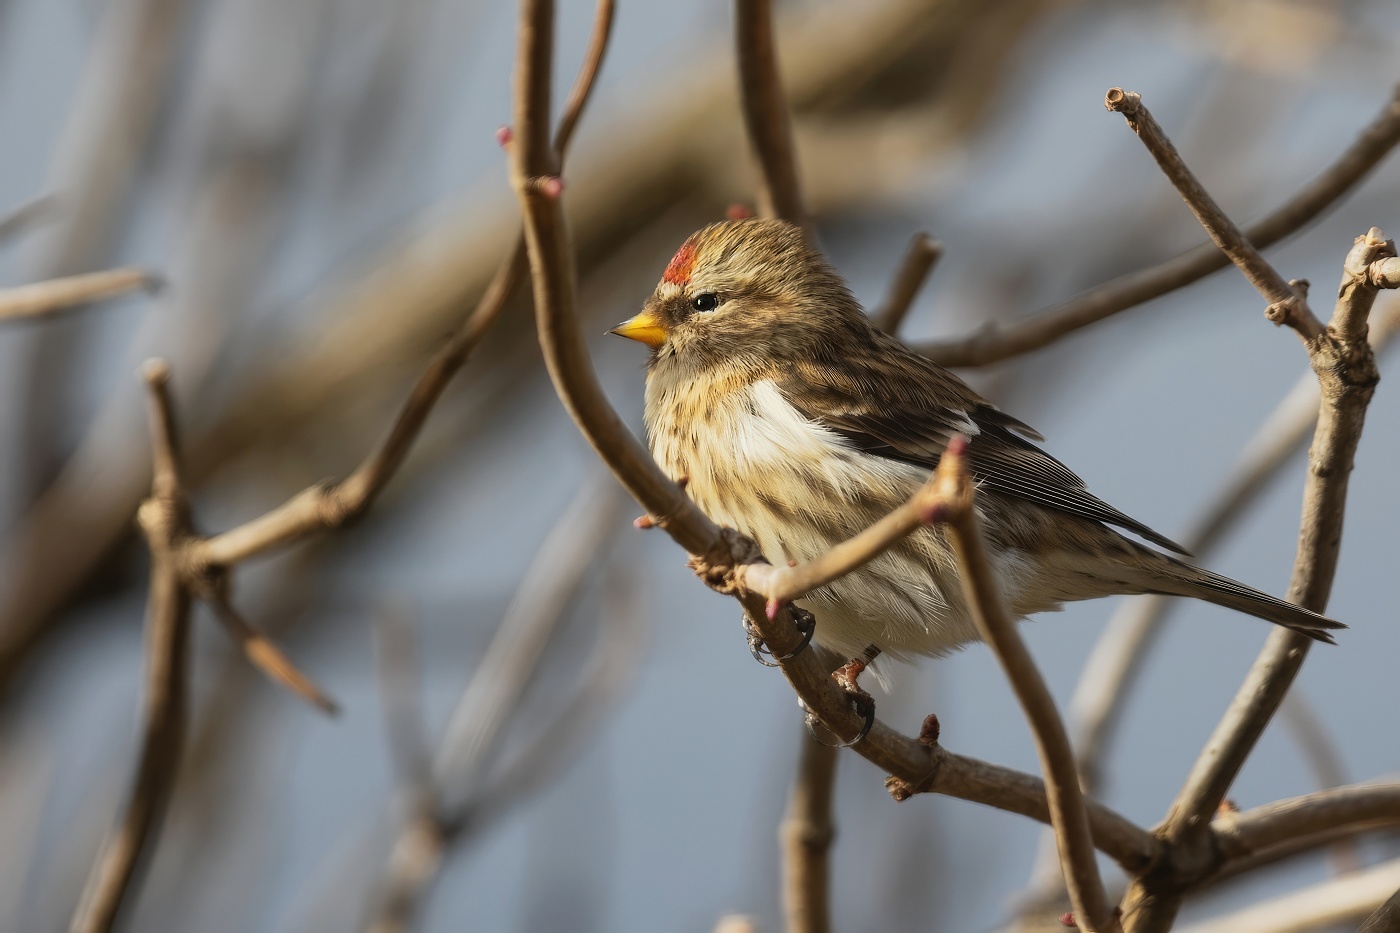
803, 649, 878, 748
743, 606, 815, 667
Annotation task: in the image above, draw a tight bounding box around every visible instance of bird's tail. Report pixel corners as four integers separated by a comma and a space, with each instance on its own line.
1133, 554, 1344, 644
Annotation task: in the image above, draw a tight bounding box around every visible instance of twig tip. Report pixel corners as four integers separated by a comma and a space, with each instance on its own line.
140, 358, 171, 386
496, 125, 514, 147
1104, 87, 1140, 114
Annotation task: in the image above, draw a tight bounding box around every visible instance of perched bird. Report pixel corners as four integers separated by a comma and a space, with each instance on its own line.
610, 218, 1342, 666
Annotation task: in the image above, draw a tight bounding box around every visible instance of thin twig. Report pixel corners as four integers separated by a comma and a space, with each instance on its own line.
1218, 782, 1400, 862
929, 438, 1117, 933
1104, 88, 1324, 340
0, 267, 159, 322
70, 361, 192, 933
185, 0, 616, 571
735, 0, 808, 233
737, 468, 948, 608
915, 86, 1400, 366
871, 233, 942, 335
1120, 227, 1395, 929
196, 582, 339, 716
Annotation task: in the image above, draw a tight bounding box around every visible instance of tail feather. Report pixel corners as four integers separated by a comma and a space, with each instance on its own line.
1142, 556, 1344, 644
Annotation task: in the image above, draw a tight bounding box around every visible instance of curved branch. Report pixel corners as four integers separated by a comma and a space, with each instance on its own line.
915, 86, 1400, 366
930, 440, 1117, 932
1218, 783, 1400, 862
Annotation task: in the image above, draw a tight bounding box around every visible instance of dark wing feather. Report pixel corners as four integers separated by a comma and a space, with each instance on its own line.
775, 341, 1189, 555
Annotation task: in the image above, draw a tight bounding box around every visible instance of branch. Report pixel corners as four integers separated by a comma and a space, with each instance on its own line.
929, 439, 1117, 932
915, 86, 1400, 366
70, 361, 193, 933
0, 267, 159, 322
871, 233, 942, 335
1103, 88, 1324, 341
183, 0, 616, 571
735, 0, 808, 232
196, 581, 339, 715
1175, 858, 1400, 933
1360, 879, 1400, 933
1218, 783, 1400, 862
736, 468, 948, 608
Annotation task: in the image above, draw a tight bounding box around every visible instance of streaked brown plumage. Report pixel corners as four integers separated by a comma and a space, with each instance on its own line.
612, 218, 1342, 664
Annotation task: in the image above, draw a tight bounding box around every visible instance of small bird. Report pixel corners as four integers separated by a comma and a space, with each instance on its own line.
610, 218, 1342, 667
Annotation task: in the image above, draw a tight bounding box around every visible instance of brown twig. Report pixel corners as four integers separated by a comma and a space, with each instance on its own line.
1175, 857, 1400, 933
0, 267, 159, 322
510, 0, 1161, 883
70, 361, 193, 933
196, 581, 339, 716
1120, 211, 1393, 932
1217, 782, 1400, 862
915, 86, 1400, 366
1104, 88, 1325, 341
736, 468, 948, 607
929, 439, 1117, 932
735, 0, 808, 233
185, 0, 615, 573
782, 735, 836, 933
871, 233, 942, 335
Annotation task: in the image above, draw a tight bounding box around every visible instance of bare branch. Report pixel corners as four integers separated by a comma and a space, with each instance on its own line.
196, 582, 339, 716
735, 0, 808, 232
1360, 880, 1400, 933
184, 0, 615, 572
737, 468, 947, 608
70, 361, 192, 933
928, 439, 1117, 932
1218, 783, 1400, 862
871, 233, 942, 335
782, 736, 836, 933
915, 86, 1400, 366
1104, 88, 1324, 340
1120, 229, 1396, 931
1176, 858, 1400, 933
0, 267, 159, 322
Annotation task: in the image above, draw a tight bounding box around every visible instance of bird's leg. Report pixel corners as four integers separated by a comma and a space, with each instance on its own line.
743, 605, 815, 667
804, 645, 879, 747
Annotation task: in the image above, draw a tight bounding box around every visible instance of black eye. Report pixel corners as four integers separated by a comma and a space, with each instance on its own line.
691, 293, 719, 312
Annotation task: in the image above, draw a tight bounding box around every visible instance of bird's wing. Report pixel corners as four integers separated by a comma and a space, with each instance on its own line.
774, 348, 1189, 555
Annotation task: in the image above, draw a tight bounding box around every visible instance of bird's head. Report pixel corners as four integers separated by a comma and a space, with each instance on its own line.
610, 218, 860, 370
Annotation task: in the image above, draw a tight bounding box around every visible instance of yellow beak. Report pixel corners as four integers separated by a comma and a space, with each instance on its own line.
609, 310, 668, 348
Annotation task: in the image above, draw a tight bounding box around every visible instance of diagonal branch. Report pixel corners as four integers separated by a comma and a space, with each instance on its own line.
186, 0, 616, 571
70, 361, 193, 933
1104, 87, 1324, 341
872, 233, 942, 335
915, 86, 1400, 366
0, 267, 160, 322
928, 438, 1117, 933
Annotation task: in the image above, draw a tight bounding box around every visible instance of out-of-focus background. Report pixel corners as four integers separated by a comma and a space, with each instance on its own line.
0, 0, 1398, 930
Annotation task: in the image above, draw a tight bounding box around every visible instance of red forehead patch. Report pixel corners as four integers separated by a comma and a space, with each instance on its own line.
662, 239, 698, 285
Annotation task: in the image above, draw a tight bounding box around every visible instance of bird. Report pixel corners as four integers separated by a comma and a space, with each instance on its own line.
609, 218, 1342, 669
